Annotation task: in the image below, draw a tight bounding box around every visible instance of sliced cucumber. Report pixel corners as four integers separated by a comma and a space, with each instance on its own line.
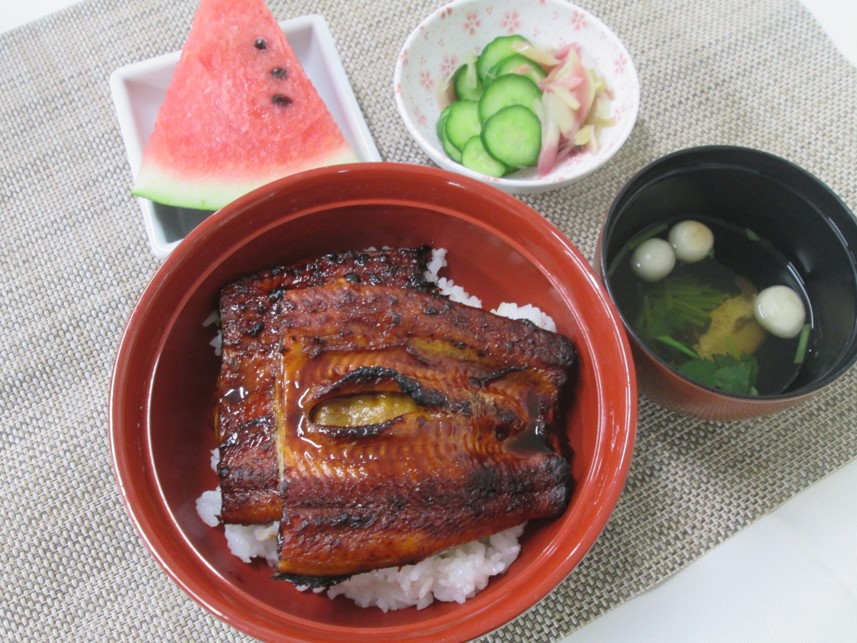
461, 136, 508, 177
487, 53, 547, 86
442, 134, 463, 162
481, 105, 542, 168
478, 73, 542, 123
436, 33, 560, 175
475, 35, 530, 83
437, 104, 462, 162
436, 104, 452, 139
452, 60, 483, 101
443, 100, 481, 151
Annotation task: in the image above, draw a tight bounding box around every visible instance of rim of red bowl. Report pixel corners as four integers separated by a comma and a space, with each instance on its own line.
109, 162, 637, 641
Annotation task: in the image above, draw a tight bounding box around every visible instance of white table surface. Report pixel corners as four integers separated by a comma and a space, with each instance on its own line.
4, 2, 855, 642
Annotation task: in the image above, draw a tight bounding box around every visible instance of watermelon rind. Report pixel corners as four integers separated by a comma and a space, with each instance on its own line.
132, 146, 358, 211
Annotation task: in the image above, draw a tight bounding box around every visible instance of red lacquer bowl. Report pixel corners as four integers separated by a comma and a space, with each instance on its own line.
109, 163, 637, 642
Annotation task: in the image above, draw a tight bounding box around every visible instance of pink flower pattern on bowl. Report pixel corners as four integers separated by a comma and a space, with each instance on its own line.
501, 10, 522, 33
570, 10, 587, 30
394, 0, 640, 194
440, 54, 459, 78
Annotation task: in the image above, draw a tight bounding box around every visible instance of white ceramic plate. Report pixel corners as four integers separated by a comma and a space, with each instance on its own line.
394, 0, 640, 194
110, 14, 381, 259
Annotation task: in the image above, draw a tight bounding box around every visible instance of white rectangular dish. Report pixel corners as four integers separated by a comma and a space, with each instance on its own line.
110, 14, 381, 259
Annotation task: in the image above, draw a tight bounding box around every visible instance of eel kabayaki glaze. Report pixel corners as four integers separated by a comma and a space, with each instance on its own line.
214, 248, 576, 579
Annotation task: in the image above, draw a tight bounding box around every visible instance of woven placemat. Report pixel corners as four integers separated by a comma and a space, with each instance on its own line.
1, 0, 856, 640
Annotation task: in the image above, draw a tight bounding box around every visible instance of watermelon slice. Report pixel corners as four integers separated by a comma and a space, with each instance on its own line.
132, 0, 358, 211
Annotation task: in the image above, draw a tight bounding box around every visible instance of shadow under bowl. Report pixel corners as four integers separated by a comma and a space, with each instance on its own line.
598, 145, 857, 420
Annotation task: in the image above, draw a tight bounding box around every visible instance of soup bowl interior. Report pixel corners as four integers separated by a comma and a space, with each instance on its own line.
599, 146, 857, 419
110, 162, 636, 641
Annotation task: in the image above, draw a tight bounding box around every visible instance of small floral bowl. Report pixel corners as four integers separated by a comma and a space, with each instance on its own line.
394, 0, 640, 194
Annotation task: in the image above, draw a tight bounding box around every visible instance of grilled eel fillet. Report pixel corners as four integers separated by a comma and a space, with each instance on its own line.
273, 283, 574, 577
216, 247, 436, 524
215, 250, 576, 578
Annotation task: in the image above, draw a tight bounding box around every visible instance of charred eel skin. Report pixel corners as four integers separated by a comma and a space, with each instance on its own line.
214, 249, 577, 578
271, 282, 574, 577
215, 247, 436, 524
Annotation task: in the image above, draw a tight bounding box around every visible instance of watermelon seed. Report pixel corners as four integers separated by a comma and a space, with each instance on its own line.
272, 94, 293, 106
271, 67, 288, 79
254, 38, 267, 50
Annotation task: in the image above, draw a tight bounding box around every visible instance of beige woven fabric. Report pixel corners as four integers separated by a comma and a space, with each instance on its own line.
2, 0, 856, 640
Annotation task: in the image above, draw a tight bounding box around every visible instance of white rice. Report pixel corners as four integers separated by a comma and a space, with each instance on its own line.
197, 249, 557, 610
491, 302, 557, 333
223, 523, 280, 566
423, 246, 448, 281
195, 488, 221, 528
423, 248, 484, 308
425, 248, 557, 329
203, 309, 222, 356
324, 524, 524, 611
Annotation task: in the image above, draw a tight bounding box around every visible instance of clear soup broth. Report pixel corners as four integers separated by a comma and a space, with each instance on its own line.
608, 217, 814, 396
